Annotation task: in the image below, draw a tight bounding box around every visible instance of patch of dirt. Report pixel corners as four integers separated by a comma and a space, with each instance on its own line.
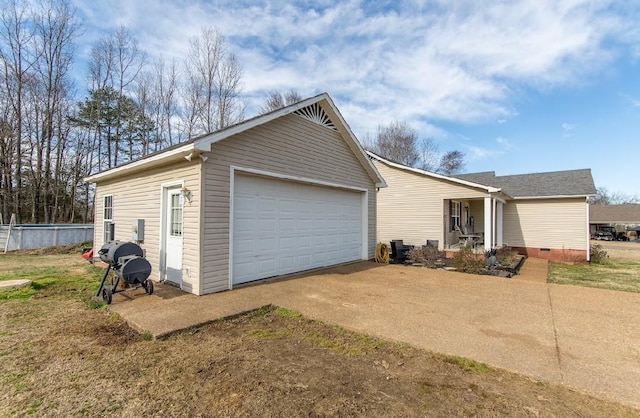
0, 253, 89, 271
1, 299, 637, 417
8, 242, 92, 256
596, 240, 640, 260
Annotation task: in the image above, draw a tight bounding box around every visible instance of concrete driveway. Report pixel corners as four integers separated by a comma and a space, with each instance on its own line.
110, 260, 640, 409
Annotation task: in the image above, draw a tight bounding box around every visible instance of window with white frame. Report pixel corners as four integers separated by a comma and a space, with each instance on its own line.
103, 195, 114, 243
451, 200, 461, 231
170, 193, 183, 237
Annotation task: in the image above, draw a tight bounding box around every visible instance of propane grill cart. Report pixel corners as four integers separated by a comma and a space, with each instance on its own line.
95, 241, 153, 304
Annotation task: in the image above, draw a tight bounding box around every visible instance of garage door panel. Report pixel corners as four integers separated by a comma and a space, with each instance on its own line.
232, 174, 363, 285
234, 238, 256, 254
257, 237, 277, 251
235, 195, 255, 210
259, 219, 276, 233
234, 261, 255, 282
258, 260, 277, 276
298, 236, 311, 248
260, 197, 278, 211
279, 218, 297, 232
280, 237, 297, 251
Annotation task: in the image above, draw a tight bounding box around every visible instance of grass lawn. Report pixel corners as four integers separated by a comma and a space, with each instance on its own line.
1, 247, 639, 416
549, 257, 640, 293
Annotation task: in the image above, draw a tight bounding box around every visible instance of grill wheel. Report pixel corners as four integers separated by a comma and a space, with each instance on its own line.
102, 286, 113, 304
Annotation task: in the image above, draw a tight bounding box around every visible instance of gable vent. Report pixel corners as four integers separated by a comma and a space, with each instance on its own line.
294, 103, 337, 131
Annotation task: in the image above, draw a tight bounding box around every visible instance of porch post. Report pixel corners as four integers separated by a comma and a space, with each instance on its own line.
496, 201, 503, 246
484, 197, 493, 249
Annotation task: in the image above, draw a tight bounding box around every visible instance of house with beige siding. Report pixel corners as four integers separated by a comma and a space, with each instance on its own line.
85, 93, 385, 295
589, 204, 640, 238
368, 152, 596, 262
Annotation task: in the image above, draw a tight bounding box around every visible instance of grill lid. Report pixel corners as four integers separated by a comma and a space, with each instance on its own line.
99, 241, 144, 266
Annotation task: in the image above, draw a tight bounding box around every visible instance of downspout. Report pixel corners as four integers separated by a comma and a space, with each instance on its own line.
586, 198, 590, 261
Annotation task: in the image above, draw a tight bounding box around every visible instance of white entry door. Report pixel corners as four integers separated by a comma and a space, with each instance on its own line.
232, 174, 364, 285
163, 188, 183, 286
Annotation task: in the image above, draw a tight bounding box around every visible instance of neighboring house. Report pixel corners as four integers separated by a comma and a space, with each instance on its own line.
85, 93, 386, 295
368, 152, 596, 261
589, 204, 640, 235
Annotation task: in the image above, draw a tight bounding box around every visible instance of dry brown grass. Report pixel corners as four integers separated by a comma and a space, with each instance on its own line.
597, 240, 640, 260
549, 241, 640, 293
1, 250, 639, 416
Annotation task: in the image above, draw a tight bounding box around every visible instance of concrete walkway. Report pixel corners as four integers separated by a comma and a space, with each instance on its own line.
109, 260, 640, 409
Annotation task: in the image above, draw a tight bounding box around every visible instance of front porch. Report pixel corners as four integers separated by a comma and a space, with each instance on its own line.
443, 195, 505, 250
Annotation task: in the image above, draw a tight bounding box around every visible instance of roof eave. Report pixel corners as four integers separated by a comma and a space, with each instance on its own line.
367, 151, 496, 193
512, 194, 594, 200
83, 143, 197, 183
318, 98, 387, 188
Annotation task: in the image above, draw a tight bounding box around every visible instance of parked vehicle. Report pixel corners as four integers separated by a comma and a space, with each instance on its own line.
594, 226, 628, 241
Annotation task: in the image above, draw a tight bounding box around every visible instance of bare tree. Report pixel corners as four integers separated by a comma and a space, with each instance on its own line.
418, 137, 440, 172
589, 187, 640, 205
0, 0, 83, 223
134, 70, 153, 155
259, 89, 303, 114
84, 26, 146, 169
436, 150, 465, 175
31, 0, 80, 223
371, 120, 420, 167
149, 56, 179, 148
215, 53, 243, 128
0, 0, 38, 222
370, 120, 466, 175
110, 26, 146, 166
182, 26, 243, 138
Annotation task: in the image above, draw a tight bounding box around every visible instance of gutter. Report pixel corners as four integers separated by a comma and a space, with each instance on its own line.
83, 144, 198, 183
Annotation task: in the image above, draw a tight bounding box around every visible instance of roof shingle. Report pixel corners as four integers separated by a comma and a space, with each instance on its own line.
589, 204, 640, 223
455, 169, 596, 198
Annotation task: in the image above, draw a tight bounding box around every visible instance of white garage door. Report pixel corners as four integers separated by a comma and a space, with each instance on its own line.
232, 173, 363, 285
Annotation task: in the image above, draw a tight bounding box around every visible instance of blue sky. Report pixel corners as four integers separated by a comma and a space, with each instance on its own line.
71, 0, 640, 197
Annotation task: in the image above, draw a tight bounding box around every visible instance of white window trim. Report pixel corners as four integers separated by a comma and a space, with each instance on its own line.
103, 194, 113, 244
169, 192, 184, 237
451, 200, 461, 231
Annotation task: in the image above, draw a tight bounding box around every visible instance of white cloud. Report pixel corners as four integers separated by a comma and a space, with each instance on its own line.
70, 0, 640, 139
620, 93, 640, 107
561, 122, 576, 134
496, 137, 518, 150
464, 145, 502, 161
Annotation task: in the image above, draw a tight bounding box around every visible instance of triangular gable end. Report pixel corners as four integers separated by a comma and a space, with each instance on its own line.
85, 93, 385, 187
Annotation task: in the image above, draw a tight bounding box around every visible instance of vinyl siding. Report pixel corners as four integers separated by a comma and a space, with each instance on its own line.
201, 113, 377, 294
93, 161, 202, 295
502, 198, 588, 251
373, 161, 488, 247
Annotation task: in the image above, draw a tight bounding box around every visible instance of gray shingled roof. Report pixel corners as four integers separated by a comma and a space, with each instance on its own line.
454, 169, 596, 198
589, 204, 640, 223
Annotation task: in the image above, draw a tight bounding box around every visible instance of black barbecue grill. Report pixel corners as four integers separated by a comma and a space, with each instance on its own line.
95, 241, 153, 304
